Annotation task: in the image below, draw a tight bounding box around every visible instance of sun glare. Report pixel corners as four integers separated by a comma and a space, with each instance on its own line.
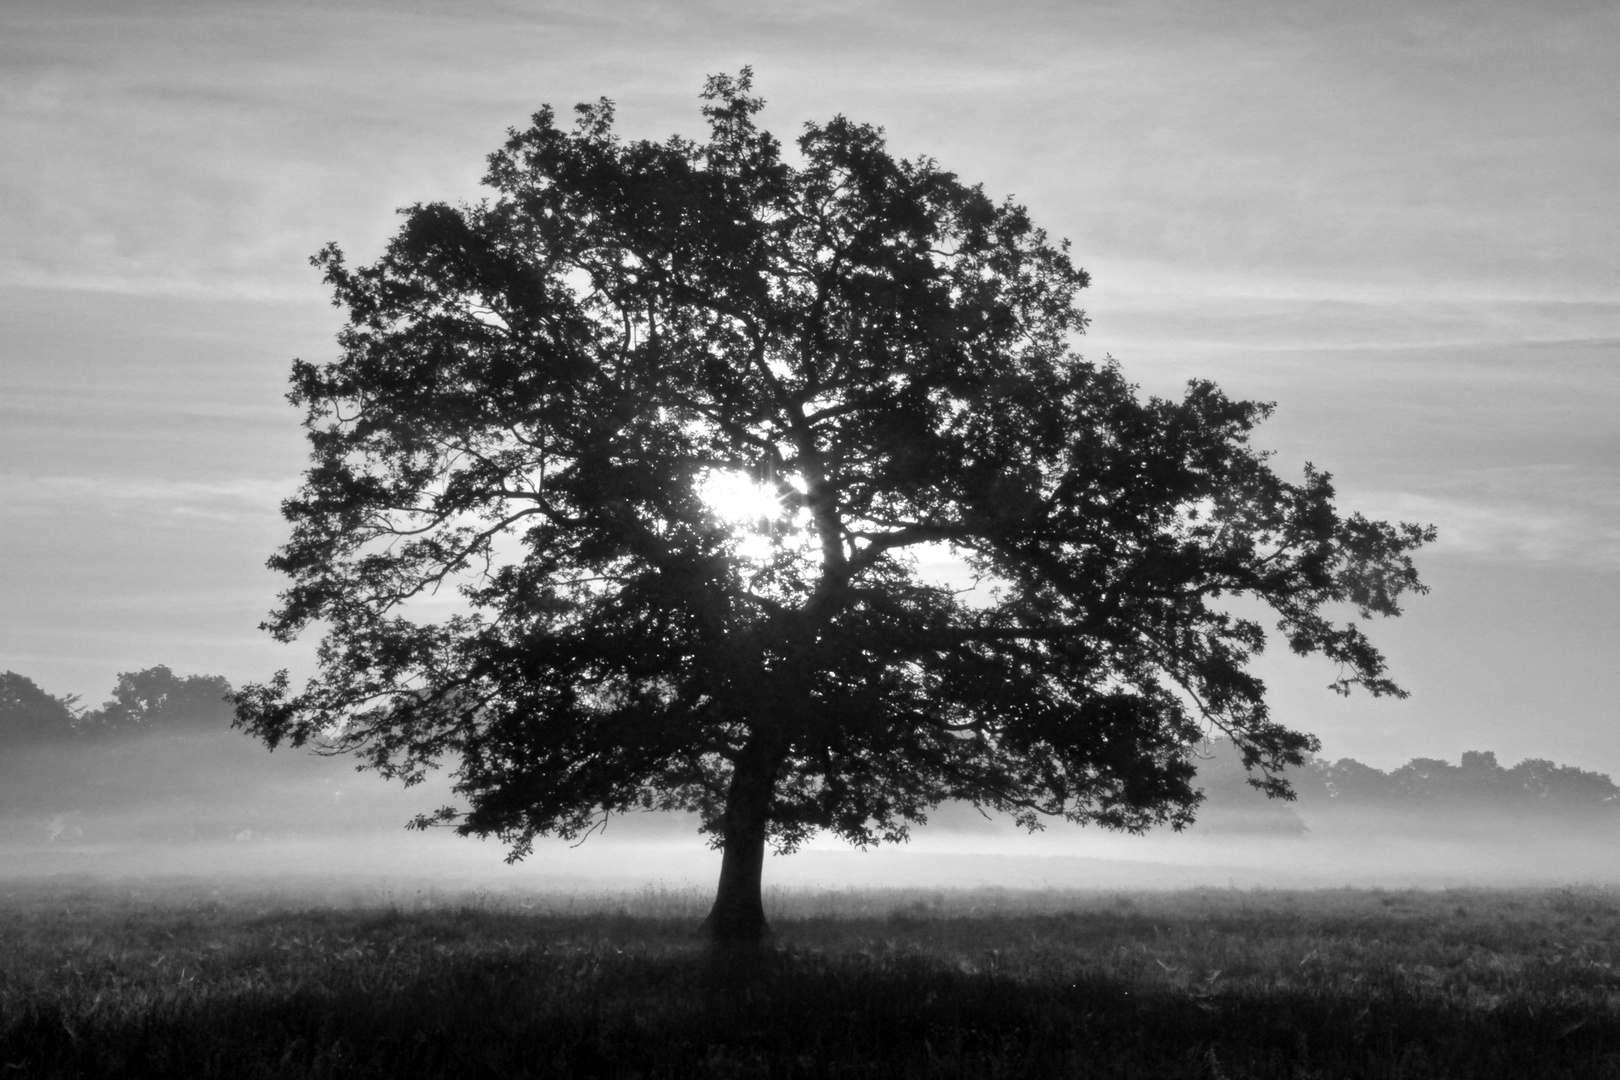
696, 469, 788, 525
695, 468, 805, 561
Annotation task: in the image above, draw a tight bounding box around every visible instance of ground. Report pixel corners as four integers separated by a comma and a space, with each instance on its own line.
1, 878, 1617, 1077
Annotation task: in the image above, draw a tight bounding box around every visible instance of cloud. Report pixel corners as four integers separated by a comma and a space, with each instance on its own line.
1, 473, 291, 524
1347, 469, 1620, 568
3, 0, 1616, 302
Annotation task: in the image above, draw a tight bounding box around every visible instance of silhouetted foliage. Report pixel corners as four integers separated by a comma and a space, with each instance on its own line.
0, 671, 79, 747
236, 70, 1432, 944
79, 666, 235, 738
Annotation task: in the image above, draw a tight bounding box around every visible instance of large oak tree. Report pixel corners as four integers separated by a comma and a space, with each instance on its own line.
236, 71, 1432, 945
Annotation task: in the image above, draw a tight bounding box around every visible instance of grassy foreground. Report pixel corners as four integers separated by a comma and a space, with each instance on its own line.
1, 879, 1618, 1078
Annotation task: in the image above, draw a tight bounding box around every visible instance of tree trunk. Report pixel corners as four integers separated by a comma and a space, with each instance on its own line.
699, 747, 778, 948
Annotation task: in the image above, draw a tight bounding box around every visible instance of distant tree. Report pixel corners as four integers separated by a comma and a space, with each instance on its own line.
1389, 752, 1523, 805
1390, 756, 1466, 802
0, 672, 80, 748
1458, 750, 1510, 796
1318, 757, 1401, 805
1309, 749, 1619, 817
82, 666, 235, 737
1509, 757, 1620, 813
235, 70, 1432, 945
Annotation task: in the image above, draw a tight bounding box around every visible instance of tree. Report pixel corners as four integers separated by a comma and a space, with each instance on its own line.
0, 672, 79, 748
235, 70, 1432, 946
81, 666, 235, 738
1509, 757, 1620, 814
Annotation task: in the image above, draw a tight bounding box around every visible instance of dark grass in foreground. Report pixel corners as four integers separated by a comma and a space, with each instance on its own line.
2, 881, 1619, 1078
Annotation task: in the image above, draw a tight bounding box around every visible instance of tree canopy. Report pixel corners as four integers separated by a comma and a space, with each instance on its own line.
81, 666, 235, 738
235, 70, 1432, 943
0, 671, 79, 747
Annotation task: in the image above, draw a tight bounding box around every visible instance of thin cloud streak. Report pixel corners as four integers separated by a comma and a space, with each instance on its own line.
3, 474, 294, 519
1352, 485, 1620, 569
4, 0, 1616, 302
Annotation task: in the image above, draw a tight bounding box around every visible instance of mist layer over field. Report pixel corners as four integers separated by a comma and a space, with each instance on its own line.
2, 731, 1614, 895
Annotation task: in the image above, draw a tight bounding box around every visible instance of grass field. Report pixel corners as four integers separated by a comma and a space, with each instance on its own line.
1, 878, 1617, 1078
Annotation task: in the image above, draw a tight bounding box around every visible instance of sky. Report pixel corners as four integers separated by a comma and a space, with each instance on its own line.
2, 0, 1617, 785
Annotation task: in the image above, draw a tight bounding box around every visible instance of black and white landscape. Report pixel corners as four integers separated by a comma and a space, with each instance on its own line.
3, 2, 1618, 1075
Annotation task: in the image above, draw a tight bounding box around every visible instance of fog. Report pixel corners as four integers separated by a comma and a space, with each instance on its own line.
3, 731, 1615, 900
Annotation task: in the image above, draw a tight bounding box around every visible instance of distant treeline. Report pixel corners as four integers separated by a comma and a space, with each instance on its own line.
0, 667, 234, 743
1198, 738, 1620, 818
0, 669, 411, 842
5, 668, 1618, 820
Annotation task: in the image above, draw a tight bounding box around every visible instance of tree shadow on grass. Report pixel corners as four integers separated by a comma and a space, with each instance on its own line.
5, 948, 1618, 1079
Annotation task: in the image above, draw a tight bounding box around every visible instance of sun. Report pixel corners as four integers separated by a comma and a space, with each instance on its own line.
695, 469, 788, 526
695, 468, 806, 560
